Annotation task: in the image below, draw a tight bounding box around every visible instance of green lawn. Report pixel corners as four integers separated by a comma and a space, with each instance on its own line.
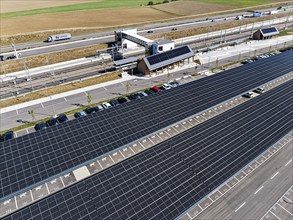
194, 0, 277, 8
1, 0, 152, 19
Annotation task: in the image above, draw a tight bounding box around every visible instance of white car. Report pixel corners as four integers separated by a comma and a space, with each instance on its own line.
102, 102, 112, 109
162, 83, 171, 90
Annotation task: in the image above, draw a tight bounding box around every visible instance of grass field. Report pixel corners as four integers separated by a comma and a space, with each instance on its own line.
194, 0, 286, 7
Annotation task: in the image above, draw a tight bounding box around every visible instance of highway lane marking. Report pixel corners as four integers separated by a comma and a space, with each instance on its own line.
16, 109, 19, 115
285, 159, 292, 166
270, 171, 279, 180
234, 202, 246, 212
254, 185, 264, 195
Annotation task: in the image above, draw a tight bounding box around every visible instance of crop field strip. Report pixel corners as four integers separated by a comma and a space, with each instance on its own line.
0, 50, 292, 199
3, 79, 292, 220
1, 71, 291, 218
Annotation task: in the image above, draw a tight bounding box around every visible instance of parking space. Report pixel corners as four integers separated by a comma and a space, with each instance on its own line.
61, 172, 77, 186
98, 155, 115, 169
46, 178, 64, 194
86, 161, 103, 174
31, 184, 49, 200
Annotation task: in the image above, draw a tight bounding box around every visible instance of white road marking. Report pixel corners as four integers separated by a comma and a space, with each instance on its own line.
16, 109, 19, 115
234, 202, 246, 212
186, 213, 192, 219
270, 171, 279, 180
270, 211, 281, 220
277, 203, 293, 216
254, 185, 264, 195
63, 97, 67, 101
285, 159, 292, 166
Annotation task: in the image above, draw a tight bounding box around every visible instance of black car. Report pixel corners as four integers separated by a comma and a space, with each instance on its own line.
109, 99, 120, 106
57, 114, 69, 123
144, 89, 155, 95
172, 28, 177, 31
84, 107, 96, 114
0, 130, 15, 142
147, 30, 153, 33
117, 97, 128, 104
46, 118, 59, 127
34, 122, 47, 131
128, 93, 140, 100
253, 87, 265, 94
242, 92, 253, 98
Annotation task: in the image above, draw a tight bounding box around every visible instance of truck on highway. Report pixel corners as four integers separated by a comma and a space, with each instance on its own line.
47, 33, 71, 42
269, 10, 279, 15
252, 12, 263, 17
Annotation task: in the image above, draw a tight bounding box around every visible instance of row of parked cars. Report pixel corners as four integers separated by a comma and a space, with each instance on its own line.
241, 52, 279, 64
242, 87, 264, 98
73, 81, 180, 119
0, 81, 181, 141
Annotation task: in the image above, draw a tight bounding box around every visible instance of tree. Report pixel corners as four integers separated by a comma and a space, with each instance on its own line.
87, 92, 92, 106
28, 110, 36, 122
147, 1, 154, 5
163, 0, 169, 3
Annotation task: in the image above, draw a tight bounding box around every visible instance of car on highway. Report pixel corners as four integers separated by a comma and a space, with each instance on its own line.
162, 83, 172, 90
117, 97, 128, 104
253, 87, 265, 94
109, 99, 120, 106
57, 114, 69, 123
0, 130, 15, 142
151, 86, 161, 92
144, 89, 155, 95
171, 28, 177, 31
74, 110, 87, 118
211, 19, 215, 22
34, 122, 47, 131
147, 30, 154, 33
102, 102, 112, 109
85, 107, 97, 114
46, 118, 59, 127
242, 92, 254, 98
137, 91, 148, 97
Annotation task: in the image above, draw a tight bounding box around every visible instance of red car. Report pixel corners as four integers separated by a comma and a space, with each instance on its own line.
151, 86, 161, 92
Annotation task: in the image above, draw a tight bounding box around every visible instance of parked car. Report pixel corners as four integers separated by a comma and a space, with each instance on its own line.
117, 97, 128, 104
85, 107, 96, 114
128, 93, 139, 100
56, 114, 69, 123
137, 91, 148, 97
109, 99, 120, 106
253, 87, 265, 94
46, 118, 59, 127
151, 86, 161, 92
144, 89, 155, 95
101, 102, 112, 109
96, 104, 104, 111
74, 110, 87, 118
34, 122, 47, 131
168, 81, 179, 87
0, 130, 15, 142
162, 83, 172, 90
242, 92, 254, 98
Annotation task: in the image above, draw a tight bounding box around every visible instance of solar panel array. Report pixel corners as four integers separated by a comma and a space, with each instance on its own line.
1, 51, 292, 200
261, 27, 278, 34
4, 79, 292, 220
147, 46, 191, 65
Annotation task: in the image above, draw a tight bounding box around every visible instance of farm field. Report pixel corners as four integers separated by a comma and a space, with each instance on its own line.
0, 0, 97, 13
0, 0, 290, 37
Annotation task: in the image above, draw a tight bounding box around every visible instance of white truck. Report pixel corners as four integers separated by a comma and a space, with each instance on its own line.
47, 33, 71, 42
269, 10, 279, 15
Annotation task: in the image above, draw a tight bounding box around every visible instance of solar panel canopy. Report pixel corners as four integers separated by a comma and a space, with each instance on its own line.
143, 45, 195, 71
260, 27, 279, 36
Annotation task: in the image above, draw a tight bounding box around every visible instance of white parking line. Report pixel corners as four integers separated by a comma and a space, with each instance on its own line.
254, 185, 264, 195
277, 203, 293, 216
270, 171, 279, 180
285, 159, 292, 166
270, 211, 281, 220
234, 202, 246, 212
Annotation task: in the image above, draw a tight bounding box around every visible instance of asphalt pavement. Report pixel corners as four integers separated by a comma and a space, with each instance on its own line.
193, 139, 293, 220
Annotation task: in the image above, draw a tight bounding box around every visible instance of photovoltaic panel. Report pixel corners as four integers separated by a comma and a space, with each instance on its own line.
261, 27, 278, 34
0, 51, 292, 200
4, 80, 292, 220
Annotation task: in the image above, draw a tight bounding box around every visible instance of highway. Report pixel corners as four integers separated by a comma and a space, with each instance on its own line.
194, 139, 292, 220
1, 8, 291, 59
